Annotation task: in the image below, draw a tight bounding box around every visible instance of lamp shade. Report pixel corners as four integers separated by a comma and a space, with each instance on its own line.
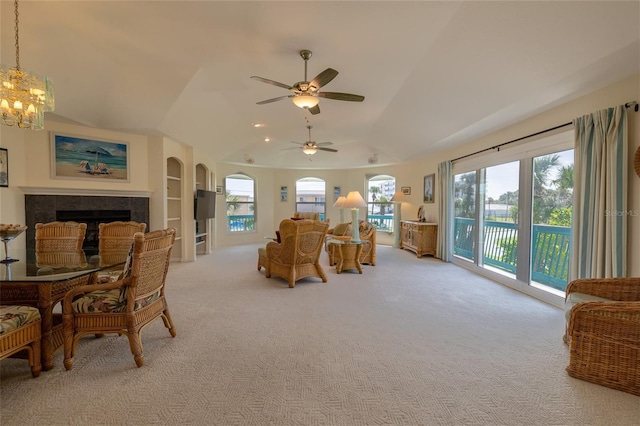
333, 196, 346, 207
343, 191, 367, 208
391, 191, 406, 202
292, 95, 319, 109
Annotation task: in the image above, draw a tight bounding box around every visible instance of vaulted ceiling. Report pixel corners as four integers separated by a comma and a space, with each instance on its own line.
2, 1, 638, 169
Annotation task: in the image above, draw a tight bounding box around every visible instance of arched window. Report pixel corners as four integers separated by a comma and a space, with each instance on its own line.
295, 177, 326, 220
225, 173, 255, 232
366, 174, 395, 231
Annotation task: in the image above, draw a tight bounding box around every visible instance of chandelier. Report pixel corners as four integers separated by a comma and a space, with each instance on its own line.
0, 0, 54, 130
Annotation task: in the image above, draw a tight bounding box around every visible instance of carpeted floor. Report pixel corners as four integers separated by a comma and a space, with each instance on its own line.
1, 244, 638, 425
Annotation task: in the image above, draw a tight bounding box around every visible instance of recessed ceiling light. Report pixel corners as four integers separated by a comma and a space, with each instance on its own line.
252, 122, 264, 128
264, 137, 270, 142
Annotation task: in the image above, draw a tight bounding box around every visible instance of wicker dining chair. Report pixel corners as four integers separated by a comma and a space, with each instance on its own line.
0, 305, 42, 377
98, 221, 147, 266
35, 221, 87, 252
62, 228, 176, 370
564, 277, 640, 396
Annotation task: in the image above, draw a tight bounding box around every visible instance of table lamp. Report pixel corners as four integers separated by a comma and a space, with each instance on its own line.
391, 191, 407, 248
342, 191, 367, 243
333, 196, 346, 223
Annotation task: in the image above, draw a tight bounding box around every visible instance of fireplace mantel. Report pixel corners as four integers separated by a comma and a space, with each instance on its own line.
20, 186, 152, 198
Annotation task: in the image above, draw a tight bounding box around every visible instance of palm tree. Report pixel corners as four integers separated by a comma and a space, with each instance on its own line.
225, 190, 240, 215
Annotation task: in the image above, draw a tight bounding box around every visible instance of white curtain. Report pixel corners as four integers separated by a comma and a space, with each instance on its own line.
572, 105, 628, 279
437, 160, 453, 262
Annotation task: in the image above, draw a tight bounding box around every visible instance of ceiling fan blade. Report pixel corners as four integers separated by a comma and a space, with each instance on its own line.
316, 142, 333, 146
308, 104, 321, 115
250, 76, 292, 90
310, 68, 338, 89
317, 92, 365, 102
318, 147, 338, 153
256, 95, 293, 105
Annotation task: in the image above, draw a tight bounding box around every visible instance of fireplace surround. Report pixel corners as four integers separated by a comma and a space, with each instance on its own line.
24, 195, 149, 256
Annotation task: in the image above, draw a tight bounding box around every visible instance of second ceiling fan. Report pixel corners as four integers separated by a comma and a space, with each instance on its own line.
251, 50, 364, 115
287, 125, 338, 156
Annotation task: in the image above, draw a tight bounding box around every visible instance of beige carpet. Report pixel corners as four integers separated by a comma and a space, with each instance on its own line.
1, 244, 638, 426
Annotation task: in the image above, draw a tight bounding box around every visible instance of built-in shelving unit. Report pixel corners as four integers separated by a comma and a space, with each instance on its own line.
195, 164, 209, 256
167, 157, 183, 260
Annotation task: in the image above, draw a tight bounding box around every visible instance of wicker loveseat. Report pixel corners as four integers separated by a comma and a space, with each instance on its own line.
326, 220, 376, 266
564, 277, 640, 396
258, 219, 329, 288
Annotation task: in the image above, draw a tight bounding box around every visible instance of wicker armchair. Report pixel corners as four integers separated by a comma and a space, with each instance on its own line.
62, 228, 176, 370
258, 219, 329, 288
327, 220, 376, 266
564, 277, 640, 396
98, 221, 147, 266
0, 305, 42, 377
293, 212, 320, 220
35, 221, 87, 251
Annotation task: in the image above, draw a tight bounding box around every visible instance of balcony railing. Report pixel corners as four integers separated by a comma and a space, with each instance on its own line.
227, 215, 255, 232
367, 214, 394, 232
454, 217, 571, 291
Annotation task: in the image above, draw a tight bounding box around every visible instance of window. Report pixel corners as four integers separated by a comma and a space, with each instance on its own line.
366, 175, 395, 232
225, 173, 255, 232
295, 177, 326, 220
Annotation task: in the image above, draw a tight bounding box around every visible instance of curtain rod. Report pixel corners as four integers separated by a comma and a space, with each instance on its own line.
452, 100, 638, 163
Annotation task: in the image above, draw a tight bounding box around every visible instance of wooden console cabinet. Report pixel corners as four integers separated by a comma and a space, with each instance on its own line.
400, 221, 438, 258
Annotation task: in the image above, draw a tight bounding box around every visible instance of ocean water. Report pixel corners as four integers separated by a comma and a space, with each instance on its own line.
55, 149, 127, 172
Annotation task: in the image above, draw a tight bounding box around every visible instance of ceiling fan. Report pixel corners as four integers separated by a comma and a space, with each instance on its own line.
287, 125, 338, 156
251, 50, 364, 115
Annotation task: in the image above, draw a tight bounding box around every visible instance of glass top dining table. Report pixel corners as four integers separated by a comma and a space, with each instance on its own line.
0, 249, 128, 282
0, 248, 128, 371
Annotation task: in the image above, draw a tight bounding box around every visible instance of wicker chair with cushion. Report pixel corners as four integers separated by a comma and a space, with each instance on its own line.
35, 221, 87, 252
327, 220, 376, 266
258, 219, 329, 288
0, 305, 42, 377
564, 277, 640, 396
292, 212, 320, 220
62, 228, 177, 370
98, 221, 147, 266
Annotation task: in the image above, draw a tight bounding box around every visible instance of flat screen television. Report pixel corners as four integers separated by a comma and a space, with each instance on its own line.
194, 189, 216, 220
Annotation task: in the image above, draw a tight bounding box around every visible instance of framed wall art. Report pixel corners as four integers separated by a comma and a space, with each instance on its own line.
401, 186, 411, 195
50, 133, 129, 182
334, 186, 341, 201
280, 186, 288, 202
0, 148, 8, 187
216, 185, 223, 195
423, 173, 435, 203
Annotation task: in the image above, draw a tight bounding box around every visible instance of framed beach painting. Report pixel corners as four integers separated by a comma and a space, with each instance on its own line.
50, 133, 129, 182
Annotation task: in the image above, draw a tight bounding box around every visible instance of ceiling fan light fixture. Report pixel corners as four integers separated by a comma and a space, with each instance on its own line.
302, 146, 318, 155
292, 95, 319, 109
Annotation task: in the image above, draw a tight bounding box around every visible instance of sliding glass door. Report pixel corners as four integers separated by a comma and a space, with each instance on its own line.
451, 135, 574, 295
530, 149, 573, 295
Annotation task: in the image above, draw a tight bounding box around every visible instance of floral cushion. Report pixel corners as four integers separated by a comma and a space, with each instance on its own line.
72, 288, 161, 313
359, 220, 374, 234
0, 305, 41, 334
